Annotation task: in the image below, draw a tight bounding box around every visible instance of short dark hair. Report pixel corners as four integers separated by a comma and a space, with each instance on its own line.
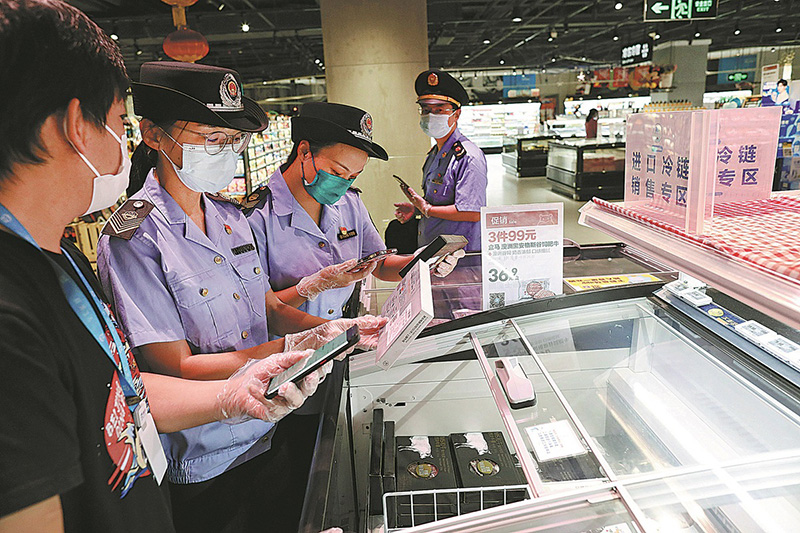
778, 79, 788, 87
0, 0, 128, 182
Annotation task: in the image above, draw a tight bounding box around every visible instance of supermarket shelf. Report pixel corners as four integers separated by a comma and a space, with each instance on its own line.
579, 199, 800, 330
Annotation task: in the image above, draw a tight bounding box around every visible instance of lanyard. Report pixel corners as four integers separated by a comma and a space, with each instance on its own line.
0, 203, 140, 408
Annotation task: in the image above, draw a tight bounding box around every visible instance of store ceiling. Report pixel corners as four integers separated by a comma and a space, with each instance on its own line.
75, 0, 799, 84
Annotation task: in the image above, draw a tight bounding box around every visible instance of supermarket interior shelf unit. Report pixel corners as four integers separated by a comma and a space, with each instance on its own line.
222, 113, 292, 198
459, 103, 543, 154
501, 136, 554, 178
546, 139, 626, 201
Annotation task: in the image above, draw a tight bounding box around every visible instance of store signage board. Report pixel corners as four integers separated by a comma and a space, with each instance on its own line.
625, 107, 781, 233
644, 0, 717, 21
620, 40, 652, 67
480, 204, 563, 310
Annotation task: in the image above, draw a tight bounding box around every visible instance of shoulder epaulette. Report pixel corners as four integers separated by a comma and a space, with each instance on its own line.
101, 199, 154, 240
453, 141, 467, 160
205, 192, 242, 207
240, 186, 271, 217
348, 186, 362, 194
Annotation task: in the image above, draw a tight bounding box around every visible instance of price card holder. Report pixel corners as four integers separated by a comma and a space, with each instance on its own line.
480, 203, 564, 310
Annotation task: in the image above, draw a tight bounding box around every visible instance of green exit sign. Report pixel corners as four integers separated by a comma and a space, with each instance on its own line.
645, 0, 717, 21
727, 72, 749, 82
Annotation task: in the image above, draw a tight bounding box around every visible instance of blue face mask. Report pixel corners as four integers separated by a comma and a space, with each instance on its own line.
301, 151, 353, 205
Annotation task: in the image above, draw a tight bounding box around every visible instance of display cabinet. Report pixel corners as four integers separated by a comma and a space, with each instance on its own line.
546, 140, 626, 201
501, 136, 553, 178
299, 279, 800, 532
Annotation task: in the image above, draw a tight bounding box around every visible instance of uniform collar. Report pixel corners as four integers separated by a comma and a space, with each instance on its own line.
267, 167, 342, 238
143, 170, 187, 226
265, 169, 293, 217
439, 127, 463, 156
142, 170, 227, 252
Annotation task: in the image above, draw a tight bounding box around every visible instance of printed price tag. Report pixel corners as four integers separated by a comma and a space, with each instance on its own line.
481, 204, 563, 310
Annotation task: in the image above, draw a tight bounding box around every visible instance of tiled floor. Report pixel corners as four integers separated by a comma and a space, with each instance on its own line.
484, 153, 615, 245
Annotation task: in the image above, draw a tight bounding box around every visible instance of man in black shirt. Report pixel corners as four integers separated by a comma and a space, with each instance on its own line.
0, 2, 325, 531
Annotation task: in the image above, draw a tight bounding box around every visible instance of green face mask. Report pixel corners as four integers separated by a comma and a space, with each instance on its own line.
302, 151, 353, 205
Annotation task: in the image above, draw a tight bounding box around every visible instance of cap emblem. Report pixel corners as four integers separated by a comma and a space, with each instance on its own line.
216, 72, 243, 111
428, 72, 439, 86
360, 113, 373, 139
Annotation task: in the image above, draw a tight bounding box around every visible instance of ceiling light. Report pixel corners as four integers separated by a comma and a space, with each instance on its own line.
694, 30, 700, 38
541, 67, 546, 73
547, 36, 554, 42
241, 22, 250, 32
110, 32, 119, 41
218, 2, 225, 10
499, 59, 505, 64
775, 24, 782, 33
551, 56, 557, 62
314, 58, 321, 64
483, 38, 491, 44
464, 54, 470, 58
654, 32, 661, 40
614, 2, 623, 9
262, 80, 267, 85
771, 47, 777, 52
136, 47, 143, 56
613, 33, 619, 41
734, 26, 741, 35
512, 15, 522, 23
550, 29, 558, 39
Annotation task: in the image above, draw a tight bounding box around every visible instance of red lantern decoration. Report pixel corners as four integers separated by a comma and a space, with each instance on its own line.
163, 28, 209, 63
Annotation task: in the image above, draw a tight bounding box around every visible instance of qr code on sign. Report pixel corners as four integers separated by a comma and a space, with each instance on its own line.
489, 292, 505, 309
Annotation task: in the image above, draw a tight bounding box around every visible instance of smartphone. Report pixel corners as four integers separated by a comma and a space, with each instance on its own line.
265, 326, 360, 399
398, 234, 469, 278
393, 174, 411, 193
347, 248, 398, 273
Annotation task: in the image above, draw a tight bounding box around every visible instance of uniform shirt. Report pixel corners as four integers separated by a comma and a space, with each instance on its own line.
0, 233, 174, 532
419, 127, 487, 251
248, 168, 385, 322
97, 171, 273, 484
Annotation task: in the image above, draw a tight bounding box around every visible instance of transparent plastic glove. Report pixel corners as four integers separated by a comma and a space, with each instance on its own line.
284, 315, 388, 353
216, 350, 314, 424
394, 202, 415, 223
404, 186, 432, 217
296, 259, 377, 301
431, 248, 466, 278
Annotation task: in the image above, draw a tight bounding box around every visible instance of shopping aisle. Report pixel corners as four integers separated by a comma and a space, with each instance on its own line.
484, 153, 614, 245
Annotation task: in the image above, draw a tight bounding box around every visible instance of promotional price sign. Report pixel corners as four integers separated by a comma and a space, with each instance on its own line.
481, 204, 563, 310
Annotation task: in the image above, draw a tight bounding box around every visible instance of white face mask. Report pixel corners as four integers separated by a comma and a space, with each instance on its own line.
68, 123, 131, 216
420, 112, 455, 139
161, 131, 239, 193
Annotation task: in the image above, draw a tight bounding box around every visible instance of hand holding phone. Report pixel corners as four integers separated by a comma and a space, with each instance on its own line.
393, 174, 411, 193
265, 326, 360, 399
347, 248, 398, 273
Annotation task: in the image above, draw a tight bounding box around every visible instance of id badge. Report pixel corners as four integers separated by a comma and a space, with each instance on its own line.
134, 402, 168, 484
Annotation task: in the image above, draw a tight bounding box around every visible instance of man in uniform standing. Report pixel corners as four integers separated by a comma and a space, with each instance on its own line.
394, 69, 487, 252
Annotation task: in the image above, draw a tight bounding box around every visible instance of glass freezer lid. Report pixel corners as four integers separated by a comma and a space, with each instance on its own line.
508, 298, 800, 479
348, 293, 800, 531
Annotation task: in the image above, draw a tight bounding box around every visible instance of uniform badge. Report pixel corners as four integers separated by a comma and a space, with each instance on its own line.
240, 186, 270, 217
101, 199, 154, 240
231, 243, 256, 255
360, 113, 373, 140
337, 226, 357, 240
428, 72, 439, 86
219, 73, 243, 110
206, 192, 241, 206
453, 141, 466, 160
